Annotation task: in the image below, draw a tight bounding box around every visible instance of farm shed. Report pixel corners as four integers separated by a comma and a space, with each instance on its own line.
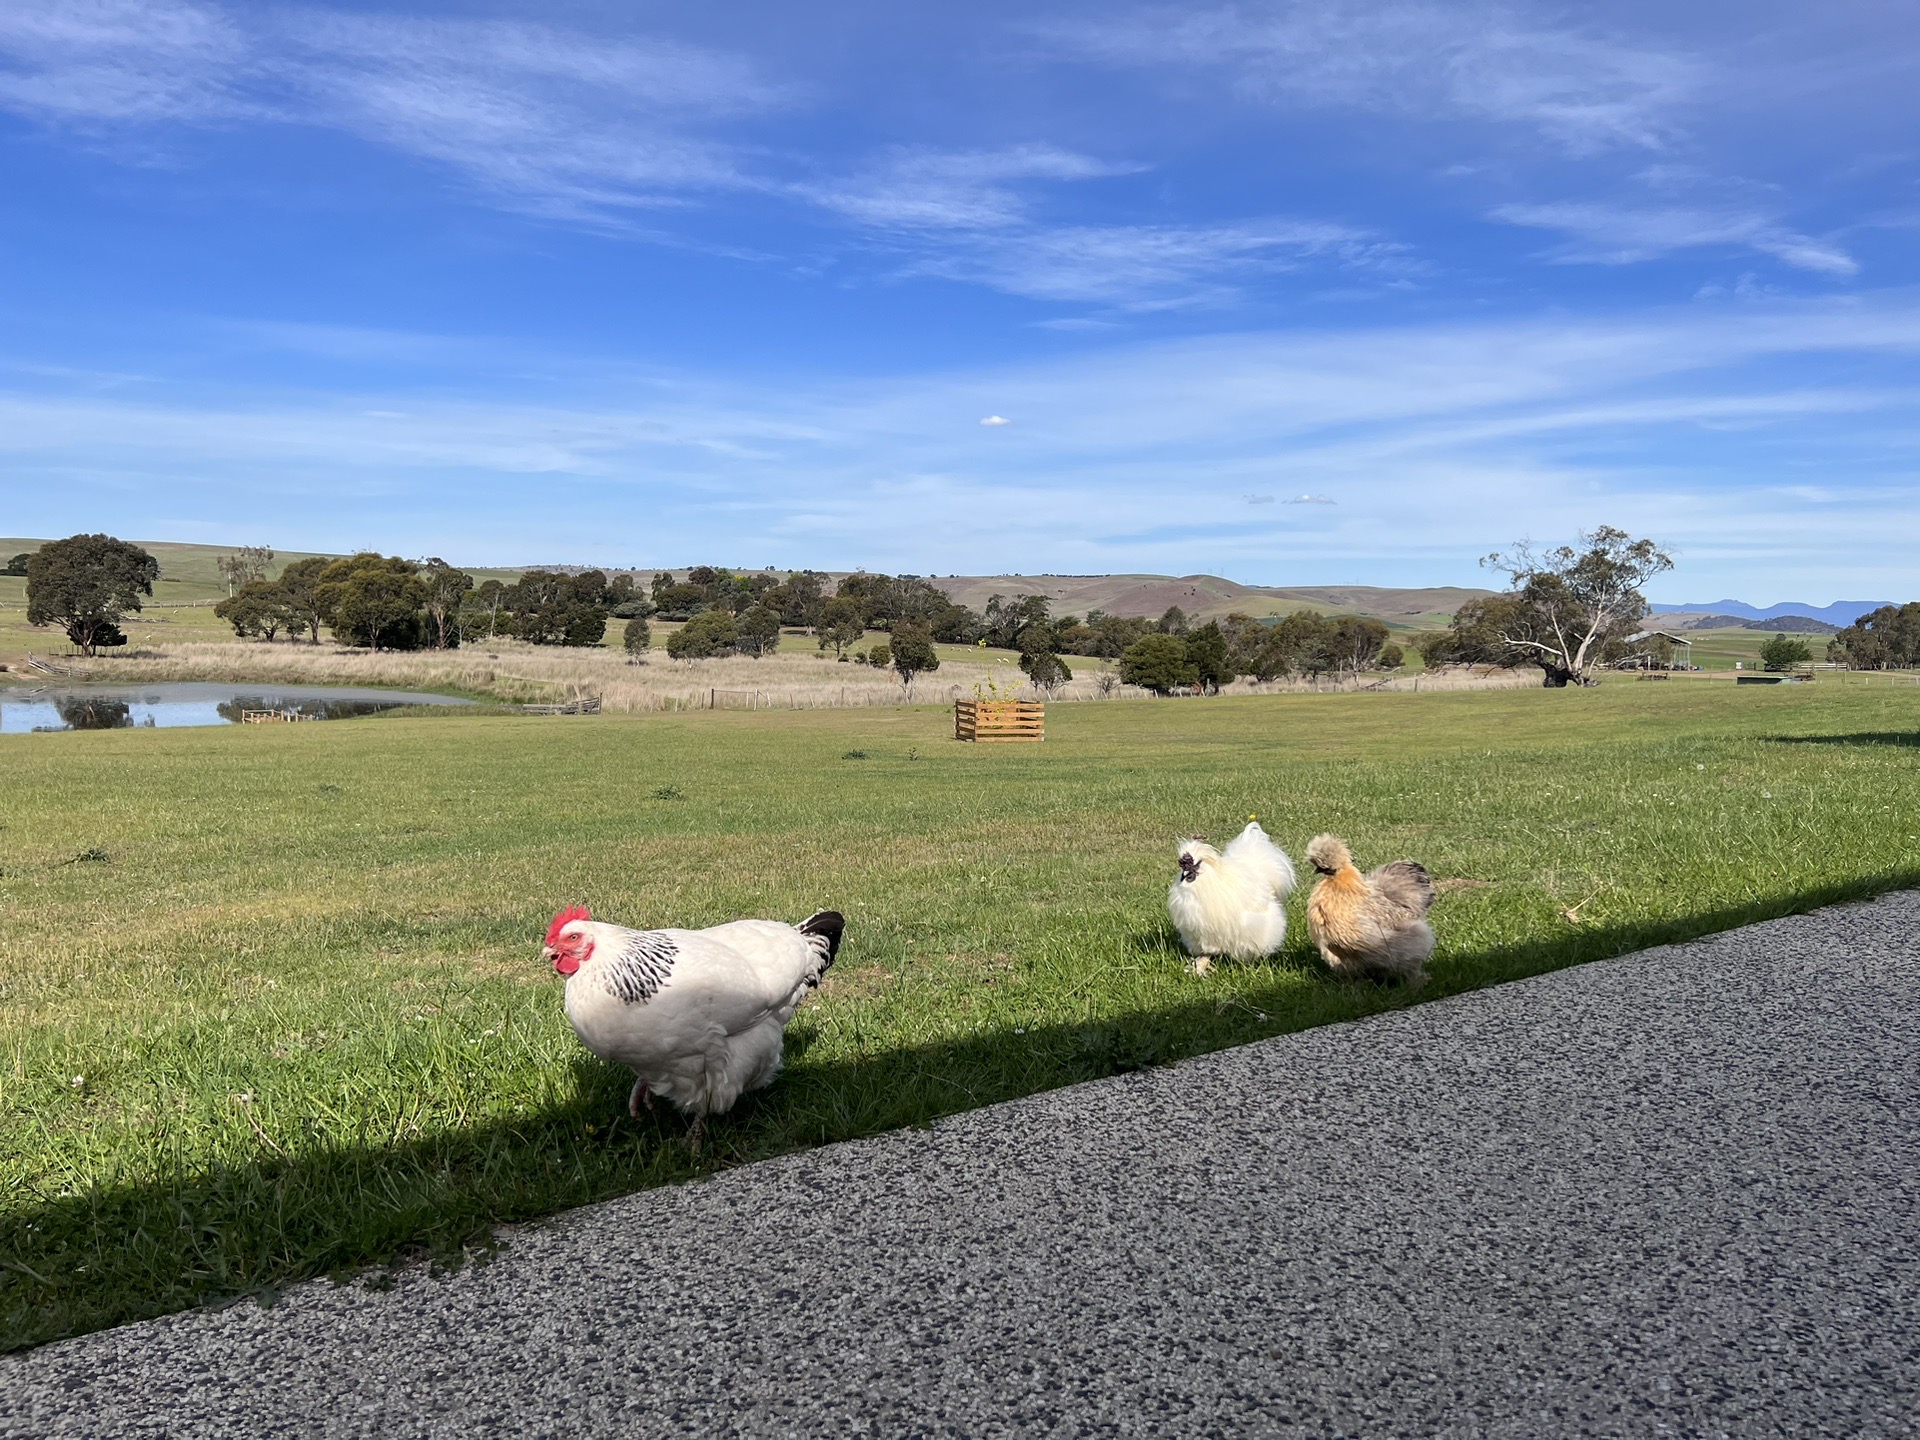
1621, 629, 1693, 671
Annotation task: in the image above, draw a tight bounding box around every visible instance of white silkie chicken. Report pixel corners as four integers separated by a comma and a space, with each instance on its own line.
1168, 819, 1297, 976
544, 904, 844, 1148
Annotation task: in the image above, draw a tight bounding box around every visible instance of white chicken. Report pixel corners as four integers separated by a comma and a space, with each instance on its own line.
1168, 819, 1297, 976
544, 904, 844, 1148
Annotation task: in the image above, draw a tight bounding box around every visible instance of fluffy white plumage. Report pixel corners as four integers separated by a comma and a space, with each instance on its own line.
545, 907, 842, 1138
1168, 821, 1297, 973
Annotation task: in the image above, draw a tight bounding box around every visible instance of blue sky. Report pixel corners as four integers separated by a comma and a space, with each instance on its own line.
1, 0, 1916, 601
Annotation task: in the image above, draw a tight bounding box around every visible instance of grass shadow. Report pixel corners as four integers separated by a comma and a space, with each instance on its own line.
1767, 732, 1920, 748
5, 868, 1917, 1352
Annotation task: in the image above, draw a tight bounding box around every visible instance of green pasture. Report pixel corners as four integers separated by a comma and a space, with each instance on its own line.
4, 683, 1918, 1350
0, 540, 523, 666
1672, 626, 1829, 671
0, 557, 235, 664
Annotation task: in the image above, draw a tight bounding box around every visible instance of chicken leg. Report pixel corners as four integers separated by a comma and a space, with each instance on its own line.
628, 1079, 654, 1118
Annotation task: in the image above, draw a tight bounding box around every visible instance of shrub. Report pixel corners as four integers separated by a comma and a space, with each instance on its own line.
889, 621, 940, 690
507, 570, 608, 647
735, 605, 782, 657
1022, 650, 1072, 694
1185, 621, 1231, 691
1760, 633, 1812, 672
666, 609, 737, 660
331, 570, 429, 650
1119, 634, 1197, 694
215, 581, 298, 642
816, 596, 866, 659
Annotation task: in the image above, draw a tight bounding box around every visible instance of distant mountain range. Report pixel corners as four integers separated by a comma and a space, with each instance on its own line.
1658, 613, 1839, 634
1649, 599, 1891, 626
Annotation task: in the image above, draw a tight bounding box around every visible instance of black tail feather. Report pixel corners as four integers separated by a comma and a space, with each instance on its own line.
798, 910, 845, 969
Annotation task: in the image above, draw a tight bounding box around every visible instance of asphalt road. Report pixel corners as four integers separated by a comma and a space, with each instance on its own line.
6, 892, 1918, 1438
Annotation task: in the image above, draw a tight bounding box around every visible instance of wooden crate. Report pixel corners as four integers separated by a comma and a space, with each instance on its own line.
955, 699, 1045, 743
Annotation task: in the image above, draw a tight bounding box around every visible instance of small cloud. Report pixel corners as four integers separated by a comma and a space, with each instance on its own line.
1285, 493, 1336, 505
1695, 272, 1780, 302
979, 415, 1012, 427
1491, 202, 1858, 277
1244, 493, 1275, 504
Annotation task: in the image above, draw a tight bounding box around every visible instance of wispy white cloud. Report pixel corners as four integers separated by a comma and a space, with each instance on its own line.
902, 218, 1406, 306
0, 0, 248, 126
0, 7, 1387, 308
1039, 1, 1700, 153
798, 144, 1126, 230
0, 1, 784, 215
274, 12, 784, 215
794, 142, 1400, 306
4, 295, 1919, 594
1492, 201, 1858, 275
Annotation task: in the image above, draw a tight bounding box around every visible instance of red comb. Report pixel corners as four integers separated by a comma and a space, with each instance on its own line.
546, 904, 591, 948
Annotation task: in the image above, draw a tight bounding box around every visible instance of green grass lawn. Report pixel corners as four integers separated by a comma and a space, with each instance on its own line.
4, 684, 1918, 1350
0, 571, 237, 664
1671, 627, 1785, 670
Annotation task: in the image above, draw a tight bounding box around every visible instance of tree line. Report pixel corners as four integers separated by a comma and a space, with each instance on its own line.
1827, 604, 1920, 670
215, 557, 645, 651
11, 537, 1406, 682
36, 527, 1901, 686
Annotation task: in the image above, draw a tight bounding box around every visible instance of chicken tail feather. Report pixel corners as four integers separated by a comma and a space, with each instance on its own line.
798, 910, 845, 970
1370, 861, 1437, 917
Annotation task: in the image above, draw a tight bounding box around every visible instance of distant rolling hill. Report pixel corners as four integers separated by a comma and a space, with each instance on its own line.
926, 574, 1493, 631
1655, 612, 1841, 635
1651, 599, 1890, 626
0, 538, 523, 598
3, 540, 1493, 633
1763, 616, 1845, 634
0, 537, 335, 608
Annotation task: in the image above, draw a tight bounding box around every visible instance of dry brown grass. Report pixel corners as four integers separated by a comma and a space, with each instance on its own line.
44, 638, 1537, 710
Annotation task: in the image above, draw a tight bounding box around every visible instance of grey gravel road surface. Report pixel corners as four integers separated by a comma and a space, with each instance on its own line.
6, 892, 1918, 1438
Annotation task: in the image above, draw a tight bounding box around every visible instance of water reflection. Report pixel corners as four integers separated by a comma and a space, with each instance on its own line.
54, 697, 135, 731
213, 697, 403, 724
3, 683, 473, 733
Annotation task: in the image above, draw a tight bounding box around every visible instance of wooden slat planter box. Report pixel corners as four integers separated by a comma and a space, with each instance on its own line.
955, 699, 1045, 743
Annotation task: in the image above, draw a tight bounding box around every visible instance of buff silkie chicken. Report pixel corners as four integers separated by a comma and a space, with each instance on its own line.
1304, 834, 1436, 984
1168, 819, 1297, 976
544, 904, 844, 1149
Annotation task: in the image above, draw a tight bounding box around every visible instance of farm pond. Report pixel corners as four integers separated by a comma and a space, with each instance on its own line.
0, 682, 474, 733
